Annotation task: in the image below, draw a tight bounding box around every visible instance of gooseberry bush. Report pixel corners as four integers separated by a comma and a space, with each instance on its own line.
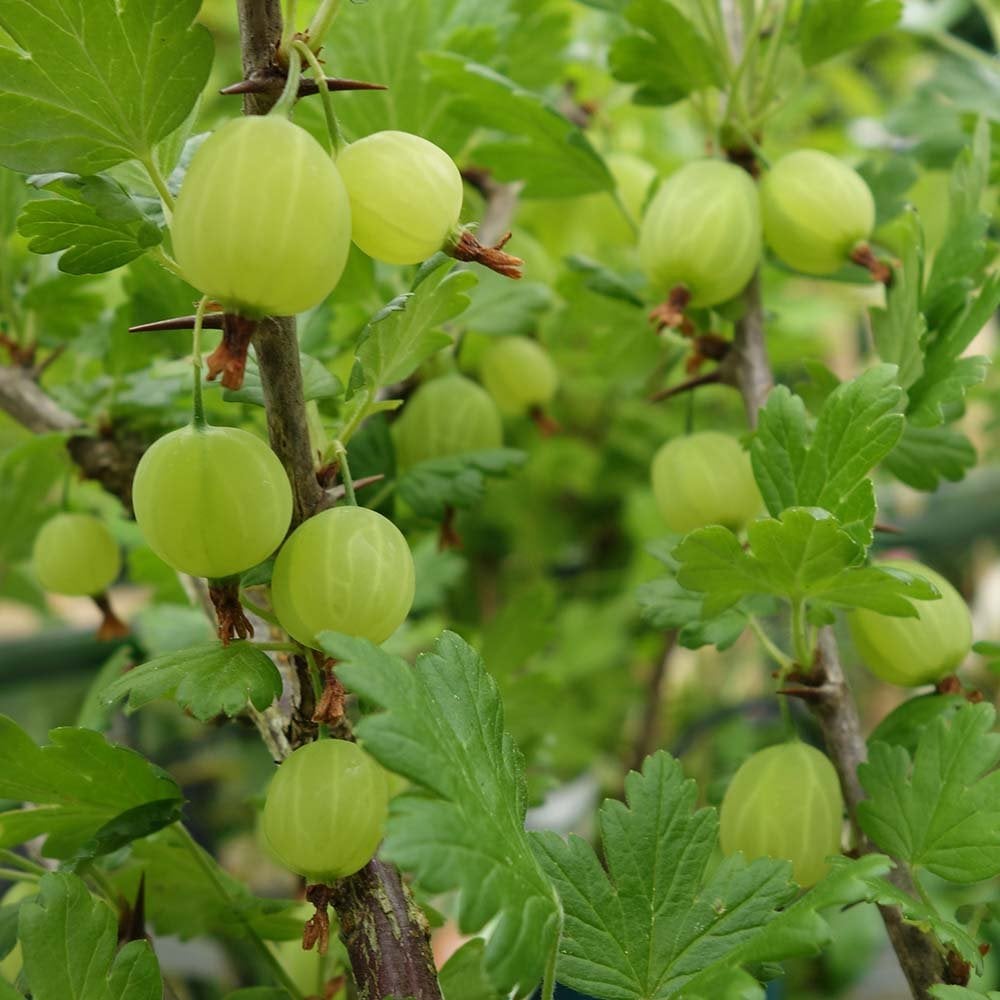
2, 2, 1000, 1000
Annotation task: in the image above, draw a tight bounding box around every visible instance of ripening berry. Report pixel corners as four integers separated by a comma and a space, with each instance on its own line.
480, 337, 558, 415
32, 513, 121, 597
336, 130, 464, 265
262, 739, 389, 883
719, 742, 844, 887
271, 505, 415, 649
848, 559, 972, 686
172, 116, 352, 316
639, 159, 761, 307
133, 424, 292, 579
760, 150, 875, 276
394, 374, 503, 469
651, 431, 762, 534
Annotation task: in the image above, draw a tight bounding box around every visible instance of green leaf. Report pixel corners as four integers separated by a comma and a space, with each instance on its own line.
424, 53, 614, 198
867, 693, 968, 755
907, 275, 998, 427
322, 630, 562, 999
17, 173, 162, 274
610, 0, 724, 106
0, 434, 68, 565
223, 991, 291, 1000
357, 263, 475, 391
798, 0, 902, 66
532, 751, 796, 999
932, 988, 1000, 1000
102, 641, 282, 722
0, 981, 20, 999
869, 212, 925, 390
0, 716, 181, 858
869, 877, 983, 970
859, 703, 1000, 882
751, 367, 905, 547
884, 423, 977, 491
397, 449, 527, 520
636, 575, 752, 650
19, 872, 161, 1000
674, 508, 937, 618
115, 828, 301, 943
0, 0, 213, 173
224, 352, 342, 407
462, 272, 553, 336
440, 939, 505, 1000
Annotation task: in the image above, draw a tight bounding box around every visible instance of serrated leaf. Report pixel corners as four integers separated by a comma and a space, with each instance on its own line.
19, 872, 161, 1000
799, 0, 902, 66
322, 631, 562, 999
867, 693, 968, 755
674, 508, 937, 618
102, 641, 282, 721
931, 988, 1000, 1000
565, 256, 646, 308
357, 263, 474, 392
224, 352, 342, 407
859, 703, 1000, 882
870, 213, 925, 390
424, 53, 613, 198
636, 576, 750, 650
17, 173, 162, 274
751, 367, 905, 548
0, 0, 213, 174
884, 423, 977, 491
0, 716, 181, 858
532, 751, 796, 999
609, 0, 724, 106
398, 448, 527, 520
869, 877, 983, 970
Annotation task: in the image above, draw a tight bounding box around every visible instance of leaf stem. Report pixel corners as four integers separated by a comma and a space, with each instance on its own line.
148, 245, 185, 280
141, 154, 176, 214
333, 440, 357, 506
254, 641, 301, 653
0, 850, 46, 877
306, 0, 343, 51
293, 39, 345, 154
191, 296, 210, 430
541, 936, 558, 1000
174, 823, 306, 1000
0, 867, 40, 882
747, 614, 795, 672
241, 593, 282, 627
790, 598, 812, 668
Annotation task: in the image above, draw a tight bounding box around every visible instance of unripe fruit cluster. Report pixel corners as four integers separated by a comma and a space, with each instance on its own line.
639, 151, 877, 308
172, 122, 470, 319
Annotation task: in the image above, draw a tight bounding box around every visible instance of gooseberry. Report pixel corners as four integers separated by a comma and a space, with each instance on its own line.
394, 374, 503, 469
651, 431, 762, 534
270, 505, 415, 649
31, 513, 121, 597
760, 150, 875, 276
848, 558, 971, 686
336, 130, 464, 265
171, 116, 352, 317
480, 337, 558, 415
133, 424, 293, 579
639, 159, 761, 308
262, 739, 389, 883
719, 742, 843, 887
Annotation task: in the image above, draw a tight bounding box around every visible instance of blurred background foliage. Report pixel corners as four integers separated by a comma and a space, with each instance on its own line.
3, 0, 1000, 996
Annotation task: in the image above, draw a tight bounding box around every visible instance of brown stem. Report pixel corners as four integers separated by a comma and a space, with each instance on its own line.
720, 270, 773, 428
649, 370, 721, 403
447, 228, 523, 279
850, 243, 893, 286
810, 631, 947, 996
329, 859, 442, 1000
252, 316, 325, 526
0, 365, 142, 510
235, 5, 443, 998
626, 632, 676, 776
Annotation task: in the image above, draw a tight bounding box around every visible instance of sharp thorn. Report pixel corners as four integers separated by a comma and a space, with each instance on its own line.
220, 76, 387, 97
129, 314, 226, 333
